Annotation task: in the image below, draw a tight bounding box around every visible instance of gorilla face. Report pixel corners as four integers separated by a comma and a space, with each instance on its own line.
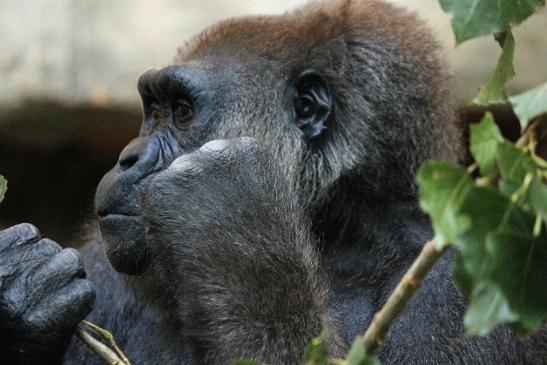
95, 6, 459, 275
95, 52, 335, 275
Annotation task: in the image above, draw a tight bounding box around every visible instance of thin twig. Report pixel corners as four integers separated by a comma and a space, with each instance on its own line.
516, 118, 543, 148
83, 321, 131, 364
76, 326, 130, 365
362, 238, 447, 354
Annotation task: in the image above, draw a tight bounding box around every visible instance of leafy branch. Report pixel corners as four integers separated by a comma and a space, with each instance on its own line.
77, 321, 132, 365
325, 2, 547, 363
4, 1, 547, 365
239, 1, 547, 364
0, 176, 7, 204
361, 238, 446, 354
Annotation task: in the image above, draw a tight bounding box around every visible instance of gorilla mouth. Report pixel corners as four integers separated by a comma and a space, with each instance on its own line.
99, 214, 152, 275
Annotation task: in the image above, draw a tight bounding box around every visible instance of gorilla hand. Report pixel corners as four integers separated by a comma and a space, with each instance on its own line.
142, 137, 328, 364
0, 224, 95, 365
142, 137, 286, 247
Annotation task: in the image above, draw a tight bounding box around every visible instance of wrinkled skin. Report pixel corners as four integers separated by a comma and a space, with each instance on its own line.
0, 224, 94, 364
1, 1, 546, 364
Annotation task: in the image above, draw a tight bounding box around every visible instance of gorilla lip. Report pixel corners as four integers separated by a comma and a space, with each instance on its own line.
99, 214, 151, 275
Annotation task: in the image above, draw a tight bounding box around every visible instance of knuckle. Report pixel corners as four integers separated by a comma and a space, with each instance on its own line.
38, 248, 82, 278
233, 137, 263, 159
60, 248, 83, 269
169, 154, 197, 173
237, 136, 258, 145
199, 137, 262, 160
34, 238, 62, 256
199, 139, 231, 153
235, 136, 260, 150
0, 223, 41, 248
14, 223, 41, 240
79, 279, 96, 302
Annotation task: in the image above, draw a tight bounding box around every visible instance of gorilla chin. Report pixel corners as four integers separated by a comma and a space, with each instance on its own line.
99, 214, 151, 275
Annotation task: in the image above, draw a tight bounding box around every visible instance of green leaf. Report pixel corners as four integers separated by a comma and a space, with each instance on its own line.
495, 142, 536, 198
344, 336, 379, 365
0, 175, 7, 204
453, 255, 473, 297
464, 282, 518, 336
438, 0, 545, 44
487, 230, 547, 331
455, 187, 540, 335
453, 186, 535, 288
454, 187, 506, 279
509, 81, 547, 130
469, 112, 504, 175
303, 337, 328, 364
473, 31, 515, 105
417, 161, 474, 248
529, 175, 547, 223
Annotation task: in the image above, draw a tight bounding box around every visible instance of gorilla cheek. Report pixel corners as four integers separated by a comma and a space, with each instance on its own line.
99, 214, 152, 275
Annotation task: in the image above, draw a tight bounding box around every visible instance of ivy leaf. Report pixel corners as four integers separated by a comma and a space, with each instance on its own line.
469, 112, 504, 175
473, 31, 515, 105
453, 186, 535, 288
344, 336, 379, 365
453, 255, 473, 297
456, 186, 540, 335
417, 161, 474, 248
0, 175, 7, 204
495, 142, 537, 198
464, 282, 518, 336
509, 81, 547, 130
438, 0, 545, 44
529, 176, 547, 223
453, 187, 506, 280
302, 337, 328, 364
487, 230, 547, 331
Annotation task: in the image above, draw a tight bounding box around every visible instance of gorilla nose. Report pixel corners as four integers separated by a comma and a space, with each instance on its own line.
118, 137, 149, 173
95, 137, 160, 217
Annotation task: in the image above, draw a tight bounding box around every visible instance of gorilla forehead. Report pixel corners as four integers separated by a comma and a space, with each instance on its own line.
166, 0, 460, 203
175, 0, 436, 72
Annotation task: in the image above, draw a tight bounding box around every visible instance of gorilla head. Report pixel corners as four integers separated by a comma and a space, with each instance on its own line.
6, 1, 543, 364
95, 0, 461, 275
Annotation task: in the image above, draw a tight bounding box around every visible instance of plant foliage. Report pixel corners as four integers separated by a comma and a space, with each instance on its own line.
0, 175, 7, 204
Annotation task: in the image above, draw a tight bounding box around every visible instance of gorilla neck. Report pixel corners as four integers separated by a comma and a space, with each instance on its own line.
311, 175, 432, 254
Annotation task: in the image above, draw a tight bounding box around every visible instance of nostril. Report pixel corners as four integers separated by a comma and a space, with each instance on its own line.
118, 153, 140, 172
115, 136, 155, 174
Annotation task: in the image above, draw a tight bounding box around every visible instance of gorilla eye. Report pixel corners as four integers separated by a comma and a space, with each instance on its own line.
173, 100, 195, 130
291, 70, 333, 141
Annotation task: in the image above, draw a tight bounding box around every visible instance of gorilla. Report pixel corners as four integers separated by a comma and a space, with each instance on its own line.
0, 0, 545, 364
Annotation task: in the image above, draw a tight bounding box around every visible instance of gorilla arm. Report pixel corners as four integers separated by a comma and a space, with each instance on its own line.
141, 138, 339, 364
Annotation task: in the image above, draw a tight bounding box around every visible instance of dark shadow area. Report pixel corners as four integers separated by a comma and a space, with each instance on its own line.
0, 100, 544, 246
0, 100, 140, 246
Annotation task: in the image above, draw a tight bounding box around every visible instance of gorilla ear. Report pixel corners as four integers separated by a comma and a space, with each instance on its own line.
290, 70, 333, 141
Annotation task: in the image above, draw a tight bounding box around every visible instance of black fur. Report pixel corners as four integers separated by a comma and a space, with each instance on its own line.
1, 1, 545, 364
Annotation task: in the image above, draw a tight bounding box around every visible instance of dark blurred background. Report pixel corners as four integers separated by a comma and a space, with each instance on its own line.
0, 0, 546, 246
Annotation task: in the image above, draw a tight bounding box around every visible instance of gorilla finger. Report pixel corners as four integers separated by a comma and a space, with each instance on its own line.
30, 238, 63, 258
0, 239, 61, 268
169, 153, 201, 173
31, 248, 86, 292
8, 239, 63, 266
199, 139, 231, 154
28, 279, 95, 331
0, 223, 41, 251
231, 136, 260, 151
